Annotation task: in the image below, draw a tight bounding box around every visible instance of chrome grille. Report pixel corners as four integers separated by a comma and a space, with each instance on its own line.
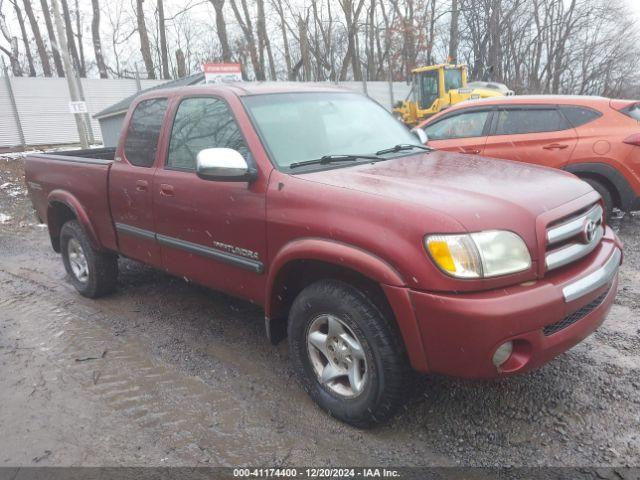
545, 204, 604, 272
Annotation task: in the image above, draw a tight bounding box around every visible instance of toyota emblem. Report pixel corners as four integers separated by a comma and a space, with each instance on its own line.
582, 219, 598, 243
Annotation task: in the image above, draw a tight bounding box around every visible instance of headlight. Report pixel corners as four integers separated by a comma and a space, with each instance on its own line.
425, 230, 531, 278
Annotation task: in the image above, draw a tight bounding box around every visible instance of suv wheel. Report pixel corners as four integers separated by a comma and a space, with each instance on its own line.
60, 220, 118, 298
287, 279, 409, 427
583, 177, 614, 219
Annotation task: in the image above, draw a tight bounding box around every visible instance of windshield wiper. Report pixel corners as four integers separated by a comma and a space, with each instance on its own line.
375, 144, 432, 156
289, 154, 382, 169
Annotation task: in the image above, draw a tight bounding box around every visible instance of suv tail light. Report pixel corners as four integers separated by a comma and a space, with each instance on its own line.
623, 133, 640, 147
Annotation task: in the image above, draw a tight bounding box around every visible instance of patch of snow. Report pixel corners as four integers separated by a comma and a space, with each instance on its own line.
0, 213, 12, 224
0, 182, 10, 189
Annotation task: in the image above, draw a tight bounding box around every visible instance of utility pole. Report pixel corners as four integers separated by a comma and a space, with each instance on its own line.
50, 0, 88, 148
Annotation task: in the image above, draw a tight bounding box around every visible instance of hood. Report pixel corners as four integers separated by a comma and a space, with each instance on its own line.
296, 151, 594, 232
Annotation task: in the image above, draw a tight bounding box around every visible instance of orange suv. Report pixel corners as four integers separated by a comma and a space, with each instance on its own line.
417, 95, 640, 216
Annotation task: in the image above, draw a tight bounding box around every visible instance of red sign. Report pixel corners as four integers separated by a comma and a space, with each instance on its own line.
203, 63, 242, 83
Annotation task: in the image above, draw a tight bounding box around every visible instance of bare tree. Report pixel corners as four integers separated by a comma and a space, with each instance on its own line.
229, 0, 264, 80
136, 0, 155, 78
448, 0, 459, 62
157, 0, 170, 79
208, 0, 232, 62
59, 0, 83, 75
39, 0, 64, 76
0, 0, 22, 75
74, 0, 85, 74
90, 0, 107, 77
11, 0, 36, 75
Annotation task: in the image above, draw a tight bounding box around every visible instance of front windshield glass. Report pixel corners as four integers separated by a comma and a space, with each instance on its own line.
242, 92, 420, 169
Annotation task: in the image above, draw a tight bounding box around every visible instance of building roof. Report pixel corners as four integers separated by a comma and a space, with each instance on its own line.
93, 72, 205, 119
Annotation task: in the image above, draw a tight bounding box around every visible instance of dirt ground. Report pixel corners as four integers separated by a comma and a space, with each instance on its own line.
1, 156, 639, 467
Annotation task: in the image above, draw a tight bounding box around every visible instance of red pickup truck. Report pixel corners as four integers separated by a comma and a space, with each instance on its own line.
25, 84, 623, 427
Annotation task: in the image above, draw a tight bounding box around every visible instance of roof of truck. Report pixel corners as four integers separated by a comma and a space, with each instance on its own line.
94, 75, 349, 119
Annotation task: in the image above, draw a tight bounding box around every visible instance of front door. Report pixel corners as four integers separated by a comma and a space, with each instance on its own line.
153, 96, 268, 304
109, 97, 169, 266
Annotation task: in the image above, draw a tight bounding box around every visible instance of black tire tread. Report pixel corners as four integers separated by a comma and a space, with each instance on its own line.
60, 220, 118, 298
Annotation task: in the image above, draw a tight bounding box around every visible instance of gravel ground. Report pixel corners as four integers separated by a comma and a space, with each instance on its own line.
0, 156, 639, 467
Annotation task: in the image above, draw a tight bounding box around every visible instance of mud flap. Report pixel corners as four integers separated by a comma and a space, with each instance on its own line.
265, 316, 287, 345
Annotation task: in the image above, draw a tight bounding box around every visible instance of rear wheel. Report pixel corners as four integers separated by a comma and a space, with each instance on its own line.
60, 220, 118, 298
582, 177, 614, 220
287, 279, 410, 427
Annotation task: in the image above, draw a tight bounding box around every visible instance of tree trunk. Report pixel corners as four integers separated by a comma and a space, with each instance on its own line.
175, 48, 186, 78
136, 0, 155, 79
272, 0, 292, 79
229, 0, 263, 80
60, 0, 82, 76
298, 16, 311, 81
74, 0, 85, 75
20, 0, 52, 76
90, 0, 107, 78
256, 0, 275, 79
13, 1, 36, 76
448, 0, 459, 63
39, 0, 64, 76
158, 0, 170, 79
209, 0, 232, 62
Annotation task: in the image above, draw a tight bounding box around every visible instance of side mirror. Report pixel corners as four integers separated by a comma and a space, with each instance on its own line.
411, 127, 429, 144
196, 148, 257, 182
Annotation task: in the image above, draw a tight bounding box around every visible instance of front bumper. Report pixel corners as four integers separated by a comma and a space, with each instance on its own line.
401, 228, 622, 378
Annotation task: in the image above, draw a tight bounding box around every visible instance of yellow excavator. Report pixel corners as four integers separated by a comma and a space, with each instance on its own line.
394, 63, 513, 126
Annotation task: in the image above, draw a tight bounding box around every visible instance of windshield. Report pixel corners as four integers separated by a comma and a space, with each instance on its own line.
242, 92, 420, 169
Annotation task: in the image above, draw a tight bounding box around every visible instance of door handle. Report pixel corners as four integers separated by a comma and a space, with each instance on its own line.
462, 148, 481, 154
135, 180, 148, 192
543, 143, 569, 150
159, 184, 175, 196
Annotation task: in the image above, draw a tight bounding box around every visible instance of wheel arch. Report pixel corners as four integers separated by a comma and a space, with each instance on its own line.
47, 190, 101, 253
265, 239, 429, 372
564, 162, 636, 210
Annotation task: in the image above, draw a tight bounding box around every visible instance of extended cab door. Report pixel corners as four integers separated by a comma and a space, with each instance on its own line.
152, 95, 268, 304
422, 108, 492, 155
109, 97, 169, 266
482, 105, 578, 168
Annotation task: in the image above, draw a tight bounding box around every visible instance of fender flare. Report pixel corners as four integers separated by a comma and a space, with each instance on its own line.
47, 190, 102, 252
265, 238, 406, 320
563, 162, 636, 210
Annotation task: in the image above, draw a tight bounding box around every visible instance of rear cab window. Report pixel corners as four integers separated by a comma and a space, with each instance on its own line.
166, 96, 249, 171
124, 98, 168, 167
492, 107, 570, 135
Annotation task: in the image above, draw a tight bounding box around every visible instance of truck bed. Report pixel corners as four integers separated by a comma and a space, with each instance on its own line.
38, 147, 117, 163
24, 147, 119, 253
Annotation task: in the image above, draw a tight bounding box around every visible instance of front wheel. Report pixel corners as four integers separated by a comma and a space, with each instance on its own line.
287, 279, 410, 427
60, 220, 118, 298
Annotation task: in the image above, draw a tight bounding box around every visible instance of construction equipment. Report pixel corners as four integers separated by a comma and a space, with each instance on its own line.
394, 64, 513, 126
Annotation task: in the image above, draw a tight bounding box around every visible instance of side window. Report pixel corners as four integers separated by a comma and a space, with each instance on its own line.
167, 97, 249, 170
424, 111, 490, 141
494, 108, 569, 135
560, 106, 602, 127
124, 98, 168, 167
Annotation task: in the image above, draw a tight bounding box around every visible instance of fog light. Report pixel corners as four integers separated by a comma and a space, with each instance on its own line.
492, 341, 513, 368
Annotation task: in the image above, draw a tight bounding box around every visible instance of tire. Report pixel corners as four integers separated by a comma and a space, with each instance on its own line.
287, 279, 410, 427
60, 220, 118, 298
583, 177, 614, 220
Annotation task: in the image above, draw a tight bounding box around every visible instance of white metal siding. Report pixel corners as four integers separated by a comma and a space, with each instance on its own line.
0, 79, 22, 148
